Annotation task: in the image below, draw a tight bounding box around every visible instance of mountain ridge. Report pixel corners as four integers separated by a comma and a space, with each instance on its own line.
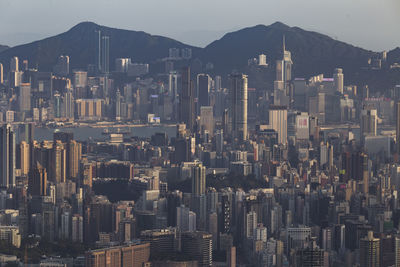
0, 21, 399, 91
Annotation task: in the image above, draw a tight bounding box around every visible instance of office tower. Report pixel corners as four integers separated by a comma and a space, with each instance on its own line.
192, 162, 206, 196
18, 83, 31, 112
360, 106, 377, 139
179, 67, 195, 132
0, 124, 15, 188
95, 30, 101, 73
200, 106, 214, 137
19, 141, 30, 175
229, 73, 248, 141
10, 56, 18, 72
181, 232, 212, 267
101, 36, 110, 74
334, 68, 344, 94
197, 74, 211, 110
53, 55, 70, 76
269, 105, 288, 145
275, 36, 292, 86
0, 63, 3, 84
359, 231, 380, 267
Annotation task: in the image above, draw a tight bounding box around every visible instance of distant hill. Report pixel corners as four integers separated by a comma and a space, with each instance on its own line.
0, 22, 199, 71
0, 21, 398, 91
197, 22, 373, 78
196, 22, 399, 90
0, 45, 9, 53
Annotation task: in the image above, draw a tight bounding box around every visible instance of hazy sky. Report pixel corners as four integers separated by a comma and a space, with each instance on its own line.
0, 0, 399, 51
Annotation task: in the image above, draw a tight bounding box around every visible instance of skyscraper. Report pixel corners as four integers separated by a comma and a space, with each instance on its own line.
275, 36, 292, 87
397, 101, 400, 154
101, 36, 110, 74
192, 162, 206, 197
64, 89, 74, 120
229, 73, 248, 141
197, 74, 211, 112
95, 30, 101, 73
18, 83, 31, 112
53, 55, 70, 77
0, 63, 3, 84
333, 68, 344, 94
360, 106, 377, 139
0, 124, 16, 188
10, 56, 18, 72
268, 105, 288, 145
28, 162, 47, 196
179, 67, 195, 132
359, 231, 380, 267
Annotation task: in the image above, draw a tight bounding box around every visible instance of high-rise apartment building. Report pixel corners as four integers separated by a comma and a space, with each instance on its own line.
229, 73, 248, 141
192, 161, 206, 197
0, 124, 15, 188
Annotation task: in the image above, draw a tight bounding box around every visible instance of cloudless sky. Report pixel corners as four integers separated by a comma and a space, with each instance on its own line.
0, 0, 399, 51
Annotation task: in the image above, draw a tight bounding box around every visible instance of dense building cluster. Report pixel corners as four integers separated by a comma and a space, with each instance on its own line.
0, 32, 400, 267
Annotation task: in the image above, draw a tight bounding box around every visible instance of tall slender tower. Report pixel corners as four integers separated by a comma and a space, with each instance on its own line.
101, 36, 110, 74
333, 68, 344, 94
0, 63, 3, 84
95, 30, 102, 73
397, 101, 400, 155
197, 74, 211, 113
192, 162, 206, 197
229, 73, 248, 141
0, 124, 16, 188
179, 67, 195, 132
